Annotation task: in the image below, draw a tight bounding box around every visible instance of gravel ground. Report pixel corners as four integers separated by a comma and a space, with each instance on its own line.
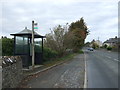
20, 54, 85, 88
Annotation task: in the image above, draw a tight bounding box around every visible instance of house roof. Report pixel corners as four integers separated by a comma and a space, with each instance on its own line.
10, 27, 45, 38
104, 38, 118, 43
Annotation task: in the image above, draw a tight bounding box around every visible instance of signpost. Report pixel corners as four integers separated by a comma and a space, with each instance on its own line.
32, 20, 38, 69
32, 21, 35, 69
34, 23, 38, 30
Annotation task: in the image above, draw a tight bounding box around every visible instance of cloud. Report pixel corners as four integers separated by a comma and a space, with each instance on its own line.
1, 0, 118, 42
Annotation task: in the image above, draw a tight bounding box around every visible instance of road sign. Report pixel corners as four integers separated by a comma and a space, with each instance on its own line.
34, 23, 38, 30
34, 27, 38, 29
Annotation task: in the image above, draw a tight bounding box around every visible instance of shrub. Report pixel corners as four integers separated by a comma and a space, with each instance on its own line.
35, 45, 42, 53
43, 47, 58, 61
107, 46, 112, 50
104, 44, 107, 48
92, 43, 99, 49
78, 50, 84, 54
2, 37, 14, 56
100, 46, 103, 48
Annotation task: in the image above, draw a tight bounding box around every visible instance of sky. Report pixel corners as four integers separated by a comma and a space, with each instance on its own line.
0, 0, 119, 42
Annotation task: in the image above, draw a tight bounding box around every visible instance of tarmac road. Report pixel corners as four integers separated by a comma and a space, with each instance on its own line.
84, 48, 118, 88
23, 54, 85, 88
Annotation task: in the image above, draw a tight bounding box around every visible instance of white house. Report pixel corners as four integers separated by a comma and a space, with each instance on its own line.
94, 40, 103, 47
103, 36, 118, 47
89, 39, 102, 47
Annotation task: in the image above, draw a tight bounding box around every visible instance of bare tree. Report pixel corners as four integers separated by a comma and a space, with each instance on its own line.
44, 25, 72, 56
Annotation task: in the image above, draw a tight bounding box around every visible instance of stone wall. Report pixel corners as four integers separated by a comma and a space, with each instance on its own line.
2, 56, 23, 88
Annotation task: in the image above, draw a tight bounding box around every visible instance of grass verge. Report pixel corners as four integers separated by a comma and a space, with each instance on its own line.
43, 49, 83, 67
43, 53, 77, 67
78, 50, 84, 54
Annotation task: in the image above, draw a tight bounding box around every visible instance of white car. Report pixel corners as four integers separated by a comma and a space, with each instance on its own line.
88, 48, 94, 51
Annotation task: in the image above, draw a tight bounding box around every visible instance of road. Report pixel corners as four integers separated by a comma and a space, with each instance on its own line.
84, 48, 118, 88
23, 54, 85, 88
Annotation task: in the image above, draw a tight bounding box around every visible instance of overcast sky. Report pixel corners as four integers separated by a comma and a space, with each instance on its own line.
0, 0, 119, 42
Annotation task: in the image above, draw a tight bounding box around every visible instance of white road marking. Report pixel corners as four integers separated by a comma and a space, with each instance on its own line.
106, 56, 119, 62
114, 59, 119, 62
84, 53, 87, 88
107, 56, 111, 59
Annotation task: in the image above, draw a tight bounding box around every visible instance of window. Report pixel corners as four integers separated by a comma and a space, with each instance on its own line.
15, 36, 28, 54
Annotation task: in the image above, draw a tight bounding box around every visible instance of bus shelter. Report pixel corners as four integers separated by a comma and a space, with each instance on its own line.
11, 27, 45, 68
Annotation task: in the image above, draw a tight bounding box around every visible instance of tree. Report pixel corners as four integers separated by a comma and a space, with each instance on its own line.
85, 42, 90, 47
91, 40, 99, 49
92, 43, 98, 49
44, 18, 89, 54
44, 25, 68, 56
104, 44, 108, 48
68, 17, 89, 52
63, 31, 75, 49
1, 37, 14, 56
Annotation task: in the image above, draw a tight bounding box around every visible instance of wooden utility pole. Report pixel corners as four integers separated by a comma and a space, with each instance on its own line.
32, 20, 35, 69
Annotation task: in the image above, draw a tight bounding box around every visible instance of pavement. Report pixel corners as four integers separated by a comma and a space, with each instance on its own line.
0, 66, 2, 90
83, 48, 118, 88
20, 54, 85, 88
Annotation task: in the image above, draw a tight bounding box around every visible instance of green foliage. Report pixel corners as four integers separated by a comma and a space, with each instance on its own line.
44, 25, 68, 56
85, 42, 90, 46
100, 46, 103, 48
43, 53, 76, 66
92, 43, 99, 49
107, 46, 112, 50
69, 17, 89, 52
69, 17, 89, 35
43, 47, 58, 61
78, 50, 84, 54
35, 45, 58, 61
44, 18, 89, 54
35, 45, 42, 53
1, 37, 14, 56
104, 44, 108, 48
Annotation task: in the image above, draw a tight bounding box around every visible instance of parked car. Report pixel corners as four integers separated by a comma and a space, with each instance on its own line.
88, 48, 94, 51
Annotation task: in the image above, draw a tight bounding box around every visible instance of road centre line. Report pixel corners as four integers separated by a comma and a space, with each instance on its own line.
107, 56, 111, 59
106, 56, 119, 62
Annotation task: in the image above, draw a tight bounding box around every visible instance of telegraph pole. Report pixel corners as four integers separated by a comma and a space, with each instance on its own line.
32, 20, 35, 69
